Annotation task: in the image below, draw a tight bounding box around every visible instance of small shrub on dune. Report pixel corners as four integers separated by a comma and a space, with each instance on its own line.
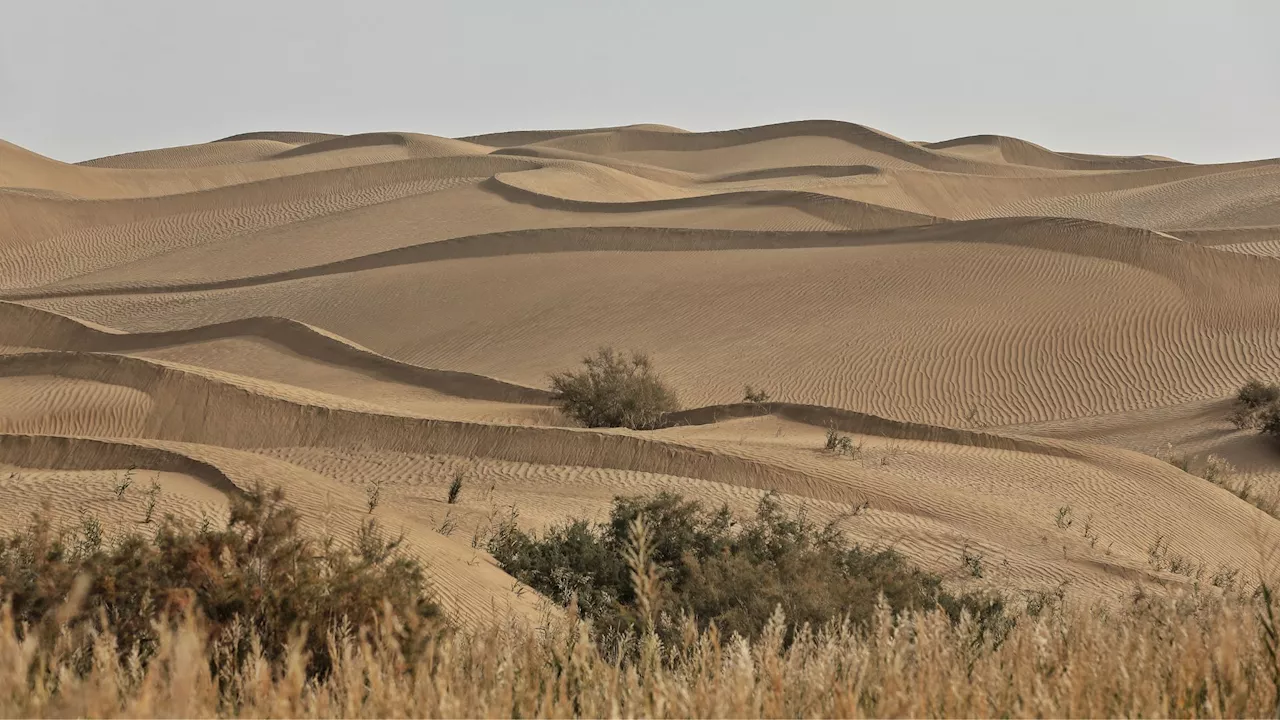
824, 427, 862, 458
1262, 404, 1280, 440
1230, 378, 1280, 432
549, 347, 680, 430
1237, 378, 1280, 409
0, 485, 442, 685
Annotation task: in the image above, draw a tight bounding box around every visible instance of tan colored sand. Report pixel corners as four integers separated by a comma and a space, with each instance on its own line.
3, 121, 1280, 626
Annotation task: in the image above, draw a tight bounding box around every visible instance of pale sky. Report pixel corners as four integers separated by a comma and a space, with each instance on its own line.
2, 0, 1277, 164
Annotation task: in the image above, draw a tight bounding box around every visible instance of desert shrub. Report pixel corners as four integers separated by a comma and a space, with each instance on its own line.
824, 427, 862, 458
0, 485, 442, 685
447, 470, 464, 504
1200, 453, 1235, 483
489, 492, 1006, 646
1263, 403, 1280, 439
742, 385, 771, 403
549, 347, 680, 430
1230, 378, 1280, 432
1229, 405, 1262, 430
1237, 378, 1280, 409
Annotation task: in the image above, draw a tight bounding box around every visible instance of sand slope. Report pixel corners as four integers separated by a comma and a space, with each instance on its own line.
3, 121, 1280, 626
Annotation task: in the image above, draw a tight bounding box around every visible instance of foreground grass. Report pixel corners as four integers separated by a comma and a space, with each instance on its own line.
3, 591, 1278, 717
4, 486, 1280, 717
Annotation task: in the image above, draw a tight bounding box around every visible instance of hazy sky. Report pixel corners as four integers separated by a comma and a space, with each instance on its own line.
2, 0, 1277, 164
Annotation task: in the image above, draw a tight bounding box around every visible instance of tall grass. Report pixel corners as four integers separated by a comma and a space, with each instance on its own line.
2, 586, 1277, 717
4, 487, 1280, 717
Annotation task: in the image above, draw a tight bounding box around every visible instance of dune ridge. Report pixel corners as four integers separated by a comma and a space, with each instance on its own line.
0, 301, 553, 403
4, 120, 1280, 627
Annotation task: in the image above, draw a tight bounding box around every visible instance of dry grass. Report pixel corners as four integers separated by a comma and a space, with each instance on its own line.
5, 482, 1280, 717
3, 589, 1279, 718
6, 496, 1280, 718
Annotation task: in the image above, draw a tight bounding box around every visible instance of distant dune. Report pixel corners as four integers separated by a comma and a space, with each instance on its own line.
3, 120, 1280, 626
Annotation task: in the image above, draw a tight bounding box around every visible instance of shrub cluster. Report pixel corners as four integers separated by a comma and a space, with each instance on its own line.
1230, 378, 1280, 438
489, 492, 1007, 647
0, 486, 442, 685
549, 347, 680, 430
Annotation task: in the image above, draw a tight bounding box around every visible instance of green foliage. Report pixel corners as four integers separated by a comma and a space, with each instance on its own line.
447, 471, 464, 505
489, 492, 1007, 646
961, 544, 985, 578
0, 485, 442, 684
112, 467, 134, 500
1230, 379, 1280, 436
1054, 506, 1074, 529
1263, 404, 1280, 440
824, 427, 861, 458
1237, 379, 1280, 410
141, 478, 161, 524
549, 348, 680, 430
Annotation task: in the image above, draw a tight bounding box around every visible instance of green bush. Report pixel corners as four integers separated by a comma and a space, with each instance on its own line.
0, 485, 442, 683
489, 492, 1007, 646
1237, 379, 1280, 409
1230, 379, 1280, 437
1263, 404, 1280, 440
549, 348, 680, 430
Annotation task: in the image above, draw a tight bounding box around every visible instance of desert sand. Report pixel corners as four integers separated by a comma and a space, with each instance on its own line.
3, 121, 1280, 627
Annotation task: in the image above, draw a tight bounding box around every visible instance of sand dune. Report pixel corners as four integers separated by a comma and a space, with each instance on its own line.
924, 134, 1185, 171
3, 120, 1279, 626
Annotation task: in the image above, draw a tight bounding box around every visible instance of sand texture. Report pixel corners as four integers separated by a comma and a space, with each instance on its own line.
3, 121, 1280, 626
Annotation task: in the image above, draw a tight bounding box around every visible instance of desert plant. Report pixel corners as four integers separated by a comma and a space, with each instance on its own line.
743, 385, 771, 404
549, 347, 680, 430
1081, 513, 1100, 548
1054, 505, 1074, 529
73, 510, 104, 556
112, 466, 135, 500
1229, 378, 1280, 433
3, 521, 1280, 716
824, 427, 862, 458
0, 484, 442, 688
436, 509, 458, 537
1258, 580, 1280, 718
489, 491, 1006, 647
1263, 403, 1280, 440
141, 478, 161, 524
1230, 405, 1263, 430
447, 470, 464, 504
1200, 453, 1235, 483
1163, 451, 1193, 473
961, 543, 985, 578
1237, 378, 1280, 409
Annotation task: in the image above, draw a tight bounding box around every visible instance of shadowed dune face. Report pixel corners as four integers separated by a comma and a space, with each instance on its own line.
3, 120, 1280, 626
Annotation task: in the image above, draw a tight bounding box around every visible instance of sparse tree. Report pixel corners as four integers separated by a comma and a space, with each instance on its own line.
549, 347, 680, 430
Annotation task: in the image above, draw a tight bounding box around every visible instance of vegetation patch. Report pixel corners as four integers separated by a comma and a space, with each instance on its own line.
1230, 378, 1280, 439
549, 347, 680, 430
489, 491, 1007, 648
0, 486, 442, 686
